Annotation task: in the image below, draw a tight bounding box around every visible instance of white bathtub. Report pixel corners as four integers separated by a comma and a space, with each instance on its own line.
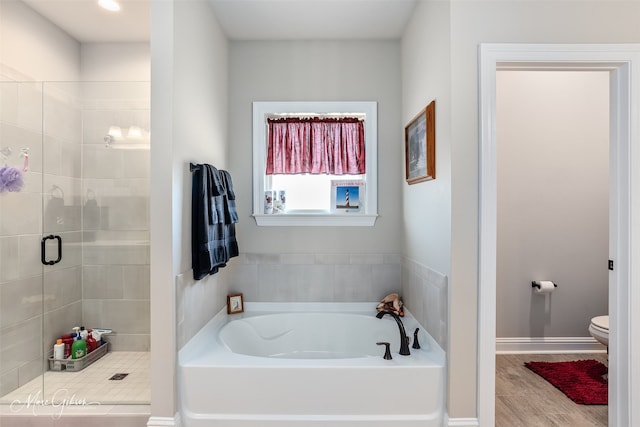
178, 303, 446, 427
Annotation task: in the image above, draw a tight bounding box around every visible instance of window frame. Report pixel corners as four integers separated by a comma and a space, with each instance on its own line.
252, 101, 378, 226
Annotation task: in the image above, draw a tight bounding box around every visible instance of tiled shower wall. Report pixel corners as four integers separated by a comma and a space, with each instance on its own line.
0, 82, 150, 397
80, 83, 150, 351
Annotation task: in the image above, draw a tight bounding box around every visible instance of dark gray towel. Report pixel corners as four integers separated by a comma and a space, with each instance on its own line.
192, 164, 239, 280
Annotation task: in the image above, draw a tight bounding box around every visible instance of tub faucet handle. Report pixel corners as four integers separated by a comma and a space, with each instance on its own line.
412, 328, 421, 349
376, 342, 393, 360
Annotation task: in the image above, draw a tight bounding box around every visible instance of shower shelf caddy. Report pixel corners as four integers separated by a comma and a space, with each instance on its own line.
48, 342, 109, 372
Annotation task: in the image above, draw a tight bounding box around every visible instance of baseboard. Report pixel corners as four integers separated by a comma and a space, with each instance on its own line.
446, 417, 480, 427
147, 413, 181, 427
496, 336, 607, 354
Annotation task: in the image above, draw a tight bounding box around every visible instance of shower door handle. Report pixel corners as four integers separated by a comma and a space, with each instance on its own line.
41, 234, 62, 265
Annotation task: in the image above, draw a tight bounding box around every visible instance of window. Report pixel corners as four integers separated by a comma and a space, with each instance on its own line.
252, 101, 378, 226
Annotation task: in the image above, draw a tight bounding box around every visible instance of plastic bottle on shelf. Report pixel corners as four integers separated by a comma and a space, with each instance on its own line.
80, 326, 88, 340
52, 338, 65, 369
91, 330, 102, 348
53, 339, 64, 359
71, 326, 86, 359
86, 333, 97, 353
62, 337, 74, 358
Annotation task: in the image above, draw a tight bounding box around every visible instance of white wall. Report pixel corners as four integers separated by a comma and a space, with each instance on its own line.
228, 40, 402, 255
401, 0, 451, 275
150, 0, 229, 419
172, 0, 229, 349
449, 0, 640, 419
0, 0, 80, 81
400, 0, 451, 367
80, 43, 150, 81
496, 70, 609, 339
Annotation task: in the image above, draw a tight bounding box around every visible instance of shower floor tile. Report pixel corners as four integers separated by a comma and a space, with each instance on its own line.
1, 351, 149, 405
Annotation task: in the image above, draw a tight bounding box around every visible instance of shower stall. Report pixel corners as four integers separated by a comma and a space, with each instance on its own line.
0, 81, 150, 406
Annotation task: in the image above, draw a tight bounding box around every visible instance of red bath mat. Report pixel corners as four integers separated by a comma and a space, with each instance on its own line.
524, 359, 608, 405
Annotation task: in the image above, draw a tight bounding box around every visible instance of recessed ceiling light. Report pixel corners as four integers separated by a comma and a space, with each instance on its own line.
98, 0, 121, 12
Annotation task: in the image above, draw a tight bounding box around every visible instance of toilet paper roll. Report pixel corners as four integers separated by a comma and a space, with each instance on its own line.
534, 280, 556, 294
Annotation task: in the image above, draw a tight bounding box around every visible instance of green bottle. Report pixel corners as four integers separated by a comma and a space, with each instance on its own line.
71, 327, 86, 359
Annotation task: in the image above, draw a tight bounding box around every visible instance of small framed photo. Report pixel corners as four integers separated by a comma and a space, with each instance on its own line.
227, 293, 244, 314
331, 180, 365, 213
405, 100, 436, 184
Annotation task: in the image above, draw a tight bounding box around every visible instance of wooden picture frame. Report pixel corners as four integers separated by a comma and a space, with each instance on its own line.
405, 100, 436, 184
227, 293, 244, 314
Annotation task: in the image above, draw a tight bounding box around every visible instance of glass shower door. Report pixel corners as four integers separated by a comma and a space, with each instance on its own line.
40, 82, 85, 404
41, 81, 151, 405
0, 80, 47, 406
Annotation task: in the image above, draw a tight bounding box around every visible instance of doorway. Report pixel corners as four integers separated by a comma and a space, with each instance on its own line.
478, 44, 640, 427
494, 69, 609, 425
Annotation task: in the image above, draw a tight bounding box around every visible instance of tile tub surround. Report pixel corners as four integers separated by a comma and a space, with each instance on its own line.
178, 252, 403, 351
211, 252, 449, 349
177, 272, 228, 350
401, 257, 448, 351
224, 252, 402, 303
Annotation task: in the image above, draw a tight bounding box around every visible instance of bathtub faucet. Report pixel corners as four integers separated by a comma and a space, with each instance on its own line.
375, 310, 410, 356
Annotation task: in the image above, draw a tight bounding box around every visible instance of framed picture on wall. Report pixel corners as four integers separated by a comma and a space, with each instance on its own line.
405, 100, 436, 184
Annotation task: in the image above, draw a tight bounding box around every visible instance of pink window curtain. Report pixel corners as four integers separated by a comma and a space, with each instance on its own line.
266, 117, 365, 175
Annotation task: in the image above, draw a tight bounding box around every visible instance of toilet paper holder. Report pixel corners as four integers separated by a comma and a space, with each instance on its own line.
531, 281, 558, 289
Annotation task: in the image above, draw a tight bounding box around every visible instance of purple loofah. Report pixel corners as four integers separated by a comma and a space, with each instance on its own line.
0, 165, 24, 193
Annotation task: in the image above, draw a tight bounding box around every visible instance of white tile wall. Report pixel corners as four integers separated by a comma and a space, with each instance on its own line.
176, 272, 229, 349
225, 252, 402, 303
81, 300, 150, 351
177, 252, 404, 351
78, 84, 151, 355
0, 316, 42, 396
175, 251, 448, 357
401, 257, 448, 351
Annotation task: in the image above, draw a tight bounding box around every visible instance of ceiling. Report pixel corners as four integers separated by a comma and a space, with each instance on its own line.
20, 0, 151, 43
19, 0, 417, 43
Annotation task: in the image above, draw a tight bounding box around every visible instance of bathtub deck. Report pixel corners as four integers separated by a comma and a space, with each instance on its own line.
179, 303, 446, 427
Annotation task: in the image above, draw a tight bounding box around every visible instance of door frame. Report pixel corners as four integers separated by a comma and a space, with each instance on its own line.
478, 44, 640, 426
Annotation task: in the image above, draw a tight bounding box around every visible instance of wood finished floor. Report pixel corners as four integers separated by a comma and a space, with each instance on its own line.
496, 353, 608, 427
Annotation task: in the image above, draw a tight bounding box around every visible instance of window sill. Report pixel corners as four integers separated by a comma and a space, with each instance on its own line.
253, 213, 378, 227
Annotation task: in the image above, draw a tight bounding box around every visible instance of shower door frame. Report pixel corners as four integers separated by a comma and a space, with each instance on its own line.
478, 43, 640, 427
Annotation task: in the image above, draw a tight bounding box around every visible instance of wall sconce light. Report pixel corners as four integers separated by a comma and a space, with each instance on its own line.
127, 126, 143, 139
108, 126, 123, 140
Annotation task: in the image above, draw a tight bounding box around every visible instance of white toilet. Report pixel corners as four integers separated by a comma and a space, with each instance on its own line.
589, 315, 609, 349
